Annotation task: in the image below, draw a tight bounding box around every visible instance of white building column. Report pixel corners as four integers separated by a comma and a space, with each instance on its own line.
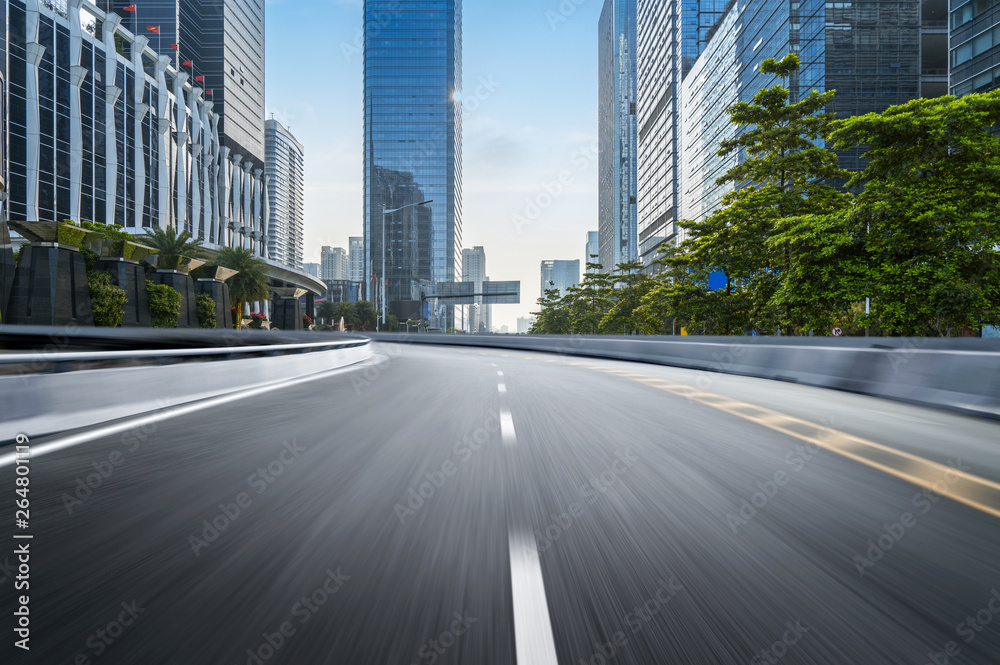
189, 89, 203, 239
173, 72, 189, 233
210, 112, 222, 243
261, 175, 271, 259
252, 168, 263, 256
201, 102, 213, 243
68, 0, 87, 222
242, 160, 253, 252
218, 145, 231, 246
155, 56, 172, 229
102, 14, 122, 226
130, 36, 149, 228
25, 0, 44, 221
231, 155, 244, 248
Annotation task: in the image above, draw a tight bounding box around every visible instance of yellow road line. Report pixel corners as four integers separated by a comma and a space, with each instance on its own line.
592, 365, 1000, 520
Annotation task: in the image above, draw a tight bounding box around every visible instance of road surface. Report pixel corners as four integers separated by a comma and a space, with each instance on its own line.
2, 343, 1000, 664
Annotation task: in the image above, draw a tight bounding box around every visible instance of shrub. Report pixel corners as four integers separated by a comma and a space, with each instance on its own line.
147, 279, 181, 328
196, 293, 217, 329
88, 271, 127, 327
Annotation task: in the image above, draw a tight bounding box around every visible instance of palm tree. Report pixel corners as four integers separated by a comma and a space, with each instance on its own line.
212, 247, 269, 328
316, 300, 337, 326
140, 226, 203, 269
334, 302, 354, 328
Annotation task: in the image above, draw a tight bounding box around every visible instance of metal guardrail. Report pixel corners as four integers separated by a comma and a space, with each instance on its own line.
361, 333, 1000, 420
0, 330, 373, 441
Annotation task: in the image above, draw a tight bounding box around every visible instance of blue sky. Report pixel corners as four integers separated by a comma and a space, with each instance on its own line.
265, 0, 605, 329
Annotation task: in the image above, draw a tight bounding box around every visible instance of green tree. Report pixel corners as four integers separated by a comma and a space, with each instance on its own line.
316, 300, 337, 325
88, 271, 127, 327
681, 54, 852, 333
140, 226, 204, 269
353, 301, 378, 330
824, 91, 1000, 335
147, 279, 181, 328
212, 247, 270, 328
196, 293, 217, 329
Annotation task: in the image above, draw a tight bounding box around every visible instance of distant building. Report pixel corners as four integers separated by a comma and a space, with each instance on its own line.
586, 231, 600, 268
349, 237, 365, 283
462, 246, 491, 334
302, 263, 322, 280
517, 316, 536, 334
321, 246, 349, 281
325, 279, 360, 304
540, 260, 580, 300
265, 119, 305, 269
598, 0, 638, 272
364, 0, 462, 330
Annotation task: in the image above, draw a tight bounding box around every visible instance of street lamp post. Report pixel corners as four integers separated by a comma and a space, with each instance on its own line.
380, 199, 432, 331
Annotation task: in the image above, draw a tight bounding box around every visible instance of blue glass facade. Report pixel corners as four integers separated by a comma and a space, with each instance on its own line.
599, 0, 638, 271
636, 0, 728, 271
951, 0, 1000, 95
364, 0, 462, 329
679, 0, 933, 227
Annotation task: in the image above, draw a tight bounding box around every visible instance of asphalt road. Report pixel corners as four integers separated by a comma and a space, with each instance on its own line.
3, 343, 1000, 664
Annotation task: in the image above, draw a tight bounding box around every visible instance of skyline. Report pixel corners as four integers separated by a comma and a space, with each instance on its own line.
266, 0, 604, 329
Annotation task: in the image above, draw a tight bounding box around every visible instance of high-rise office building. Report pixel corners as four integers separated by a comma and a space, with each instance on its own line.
540, 260, 580, 300
100, 0, 266, 168
517, 316, 536, 334
349, 236, 364, 283
598, 0, 638, 272
951, 0, 997, 96
636, 0, 728, 269
586, 231, 600, 267
462, 246, 490, 333
265, 119, 304, 269
303, 262, 322, 280
321, 246, 349, 282
677, 0, 945, 231
364, 0, 463, 330
3, 0, 270, 260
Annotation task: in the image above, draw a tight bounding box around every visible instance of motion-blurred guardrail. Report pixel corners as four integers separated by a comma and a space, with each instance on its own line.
363, 333, 1000, 420
1, 326, 373, 440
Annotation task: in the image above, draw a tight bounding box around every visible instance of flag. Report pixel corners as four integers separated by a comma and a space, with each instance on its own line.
122, 4, 136, 11
195, 75, 204, 82
182, 60, 193, 67
169, 43, 178, 51
205, 89, 213, 95
146, 25, 159, 33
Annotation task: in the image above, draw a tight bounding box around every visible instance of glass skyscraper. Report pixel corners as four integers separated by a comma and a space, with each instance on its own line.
677, 0, 944, 231
598, 0, 638, 273
364, 0, 463, 330
636, 0, 728, 270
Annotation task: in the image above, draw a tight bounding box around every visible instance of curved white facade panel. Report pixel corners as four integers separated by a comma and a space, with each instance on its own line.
6, 0, 265, 257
